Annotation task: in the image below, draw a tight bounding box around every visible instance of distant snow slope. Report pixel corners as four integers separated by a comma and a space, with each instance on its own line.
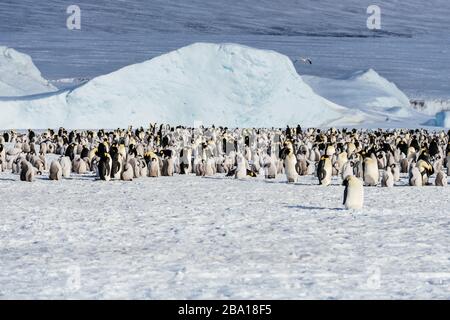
303, 69, 410, 110
303, 69, 418, 120
0, 43, 372, 129
0, 46, 56, 97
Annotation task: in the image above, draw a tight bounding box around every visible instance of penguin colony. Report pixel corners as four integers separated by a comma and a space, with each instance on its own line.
1, 125, 449, 210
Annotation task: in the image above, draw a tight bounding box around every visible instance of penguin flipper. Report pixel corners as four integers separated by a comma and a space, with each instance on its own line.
343, 186, 348, 205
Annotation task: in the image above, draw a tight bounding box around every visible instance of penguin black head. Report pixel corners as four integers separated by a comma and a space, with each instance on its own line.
342, 177, 349, 187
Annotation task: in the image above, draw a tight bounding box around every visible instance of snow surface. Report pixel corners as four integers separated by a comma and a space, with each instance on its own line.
1, 171, 450, 299
303, 69, 411, 111
0, 43, 373, 129
0, 46, 56, 97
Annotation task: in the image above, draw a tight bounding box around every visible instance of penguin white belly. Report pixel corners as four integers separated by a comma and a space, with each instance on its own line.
319, 160, 332, 186
343, 177, 364, 210
364, 161, 379, 186
381, 170, 394, 187
284, 155, 298, 183
344, 186, 364, 209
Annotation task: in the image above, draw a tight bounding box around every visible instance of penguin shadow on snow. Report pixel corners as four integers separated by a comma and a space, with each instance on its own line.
0, 177, 16, 182
285, 204, 346, 211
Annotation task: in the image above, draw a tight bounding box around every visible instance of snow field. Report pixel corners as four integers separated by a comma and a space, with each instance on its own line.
1, 170, 449, 299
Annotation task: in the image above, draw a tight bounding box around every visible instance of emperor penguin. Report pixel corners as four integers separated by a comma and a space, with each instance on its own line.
317, 155, 332, 186
179, 147, 192, 174
363, 157, 379, 186
409, 167, 422, 186
139, 158, 148, 177
296, 153, 308, 176
235, 153, 247, 179
163, 157, 174, 176
0, 143, 5, 171
341, 161, 354, 180
110, 147, 123, 179
59, 156, 72, 178
281, 141, 298, 183
72, 157, 87, 174
435, 171, 447, 187
390, 163, 400, 182
204, 158, 215, 176
381, 169, 394, 187
121, 162, 134, 181
262, 154, 277, 179
342, 175, 364, 210
149, 157, 161, 177
400, 158, 409, 173
20, 161, 35, 182
98, 153, 111, 181
196, 159, 205, 176
49, 160, 63, 181
416, 159, 434, 185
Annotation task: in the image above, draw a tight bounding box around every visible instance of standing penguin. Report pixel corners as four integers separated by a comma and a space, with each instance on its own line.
98, 153, 111, 181
235, 153, 247, 179
409, 167, 422, 186
435, 171, 447, 187
416, 158, 434, 185
110, 146, 123, 179
149, 157, 161, 177
317, 155, 332, 186
390, 163, 400, 182
20, 161, 35, 182
363, 157, 379, 186
49, 160, 63, 181
121, 162, 134, 181
281, 141, 298, 183
72, 157, 87, 174
381, 169, 394, 187
59, 156, 72, 178
0, 144, 5, 172
342, 175, 364, 210
341, 160, 354, 180
262, 154, 277, 179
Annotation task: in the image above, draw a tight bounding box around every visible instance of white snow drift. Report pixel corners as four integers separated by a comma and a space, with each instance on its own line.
303, 69, 411, 111
0, 46, 56, 97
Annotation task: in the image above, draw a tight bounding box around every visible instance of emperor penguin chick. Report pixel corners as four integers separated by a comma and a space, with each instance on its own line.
435, 171, 447, 187
49, 160, 63, 181
121, 162, 134, 181
343, 175, 364, 210
59, 156, 72, 178
381, 169, 394, 188
20, 161, 35, 182
409, 167, 422, 186
149, 157, 161, 177
235, 154, 247, 179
